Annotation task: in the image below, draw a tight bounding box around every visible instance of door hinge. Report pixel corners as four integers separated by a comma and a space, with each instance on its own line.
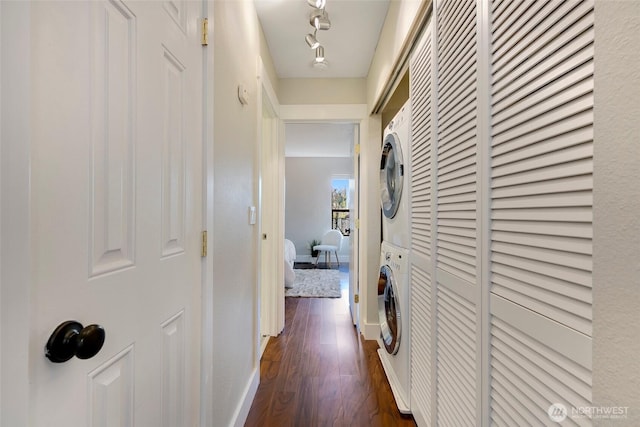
201, 18, 209, 46
355, 144, 361, 155
201, 230, 208, 257
355, 218, 360, 229
354, 294, 359, 304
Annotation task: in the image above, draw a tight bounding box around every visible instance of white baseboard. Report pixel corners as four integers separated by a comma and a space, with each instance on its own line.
231, 367, 260, 427
259, 336, 270, 359
361, 320, 380, 341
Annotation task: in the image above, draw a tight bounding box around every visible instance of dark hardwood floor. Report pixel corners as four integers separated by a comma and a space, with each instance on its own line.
245, 296, 416, 427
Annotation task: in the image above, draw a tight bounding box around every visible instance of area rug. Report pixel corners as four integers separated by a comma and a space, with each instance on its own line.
285, 268, 341, 298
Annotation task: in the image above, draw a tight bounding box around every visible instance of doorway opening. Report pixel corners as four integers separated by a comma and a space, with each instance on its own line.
283, 122, 357, 317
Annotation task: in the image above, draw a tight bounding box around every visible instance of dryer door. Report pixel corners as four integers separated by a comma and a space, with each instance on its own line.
380, 132, 404, 219
378, 264, 401, 355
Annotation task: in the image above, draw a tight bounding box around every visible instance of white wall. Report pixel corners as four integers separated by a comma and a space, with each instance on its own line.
212, 1, 270, 424
1, 2, 31, 424
359, 0, 427, 338
279, 78, 366, 105
593, 1, 640, 423
285, 157, 352, 261
366, 0, 423, 111
259, 23, 279, 96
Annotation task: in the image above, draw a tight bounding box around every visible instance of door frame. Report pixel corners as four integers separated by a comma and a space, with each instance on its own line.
279, 104, 372, 333
350, 124, 361, 329
0, 2, 215, 424
256, 57, 284, 341
201, 0, 215, 425
1, 2, 32, 424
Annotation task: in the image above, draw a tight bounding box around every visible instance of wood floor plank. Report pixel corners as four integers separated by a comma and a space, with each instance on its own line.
245, 296, 416, 427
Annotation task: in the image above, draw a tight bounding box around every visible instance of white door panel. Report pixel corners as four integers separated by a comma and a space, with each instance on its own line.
30, 1, 203, 425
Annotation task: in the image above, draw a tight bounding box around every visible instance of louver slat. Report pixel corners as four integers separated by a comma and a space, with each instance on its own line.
489, 0, 594, 423
409, 22, 433, 427
436, 285, 476, 426
437, 0, 478, 286
490, 0, 594, 335
435, 1, 478, 426
411, 266, 432, 426
411, 25, 433, 263
490, 296, 592, 427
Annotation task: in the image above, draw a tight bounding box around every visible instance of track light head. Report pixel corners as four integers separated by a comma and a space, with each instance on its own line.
310, 9, 331, 30
315, 46, 325, 63
305, 31, 320, 49
307, 0, 326, 9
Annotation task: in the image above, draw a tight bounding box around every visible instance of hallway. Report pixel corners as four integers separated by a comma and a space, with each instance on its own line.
245, 296, 416, 426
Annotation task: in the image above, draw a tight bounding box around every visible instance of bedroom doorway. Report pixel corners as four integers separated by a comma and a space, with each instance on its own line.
257, 58, 284, 355
282, 121, 358, 327
276, 104, 368, 335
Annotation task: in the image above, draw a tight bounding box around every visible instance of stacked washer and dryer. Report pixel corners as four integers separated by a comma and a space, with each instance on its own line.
377, 100, 412, 414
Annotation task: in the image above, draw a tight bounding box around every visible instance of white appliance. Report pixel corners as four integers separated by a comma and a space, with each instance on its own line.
380, 100, 411, 249
377, 241, 411, 414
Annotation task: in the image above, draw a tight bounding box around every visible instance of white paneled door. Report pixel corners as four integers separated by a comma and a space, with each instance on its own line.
29, 1, 203, 425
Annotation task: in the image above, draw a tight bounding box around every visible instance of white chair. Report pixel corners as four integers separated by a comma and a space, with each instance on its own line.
313, 229, 343, 268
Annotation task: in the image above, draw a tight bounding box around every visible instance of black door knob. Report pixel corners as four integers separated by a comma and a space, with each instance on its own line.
45, 321, 106, 363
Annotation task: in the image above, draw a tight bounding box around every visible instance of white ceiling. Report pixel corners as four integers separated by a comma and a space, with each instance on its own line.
254, 0, 390, 79
285, 123, 354, 157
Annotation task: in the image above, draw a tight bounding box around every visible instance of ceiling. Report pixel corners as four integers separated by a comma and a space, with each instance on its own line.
254, 0, 390, 79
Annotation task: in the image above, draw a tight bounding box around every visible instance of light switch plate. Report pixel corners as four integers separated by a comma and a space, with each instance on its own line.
249, 206, 256, 225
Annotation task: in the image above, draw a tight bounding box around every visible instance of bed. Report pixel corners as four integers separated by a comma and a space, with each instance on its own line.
284, 239, 296, 288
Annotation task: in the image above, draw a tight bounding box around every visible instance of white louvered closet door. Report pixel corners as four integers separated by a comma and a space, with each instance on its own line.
434, 0, 481, 425
409, 20, 435, 427
489, 0, 594, 425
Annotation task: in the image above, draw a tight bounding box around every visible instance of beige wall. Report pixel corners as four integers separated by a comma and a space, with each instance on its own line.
366, 0, 424, 111
285, 157, 352, 260
278, 78, 367, 105
593, 1, 640, 423
212, 1, 273, 424
361, 0, 423, 331
259, 23, 279, 96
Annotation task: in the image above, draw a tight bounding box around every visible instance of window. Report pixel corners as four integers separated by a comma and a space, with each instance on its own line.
331, 178, 351, 236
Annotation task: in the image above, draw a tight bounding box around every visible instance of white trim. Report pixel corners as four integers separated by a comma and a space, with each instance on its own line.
361, 320, 381, 341
429, 10, 439, 427
230, 367, 260, 427
259, 335, 270, 359
280, 104, 368, 122
280, 104, 375, 337
348, 129, 360, 328
257, 56, 284, 340
491, 294, 592, 369
1, 2, 31, 425
476, 0, 492, 425
200, 1, 215, 426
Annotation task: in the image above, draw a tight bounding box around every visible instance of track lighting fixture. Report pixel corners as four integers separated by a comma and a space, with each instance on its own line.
306, 0, 326, 9
312, 59, 328, 69
310, 9, 331, 30
305, 30, 320, 49
305, 0, 329, 68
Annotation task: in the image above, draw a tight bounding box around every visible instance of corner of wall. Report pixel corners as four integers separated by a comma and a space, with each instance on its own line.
230, 367, 260, 427
592, 0, 640, 420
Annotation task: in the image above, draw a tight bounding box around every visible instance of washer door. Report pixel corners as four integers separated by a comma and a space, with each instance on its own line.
378, 264, 401, 355
380, 132, 404, 219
